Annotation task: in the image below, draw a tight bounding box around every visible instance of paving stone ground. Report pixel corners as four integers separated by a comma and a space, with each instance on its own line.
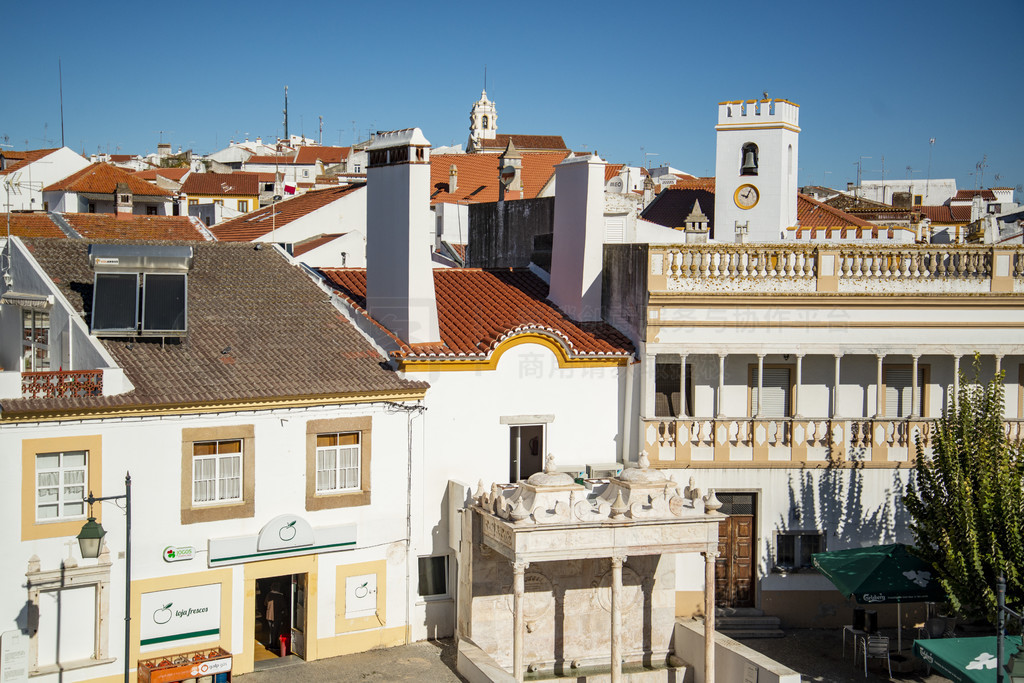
238, 630, 954, 682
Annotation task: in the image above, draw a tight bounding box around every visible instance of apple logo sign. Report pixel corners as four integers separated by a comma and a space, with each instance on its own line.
153, 603, 173, 625
279, 520, 297, 542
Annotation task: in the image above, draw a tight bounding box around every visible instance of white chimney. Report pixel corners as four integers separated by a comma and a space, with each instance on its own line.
549, 153, 607, 321
365, 128, 440, 344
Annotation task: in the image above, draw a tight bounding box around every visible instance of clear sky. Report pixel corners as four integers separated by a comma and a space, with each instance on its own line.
3, 0, 1022, 194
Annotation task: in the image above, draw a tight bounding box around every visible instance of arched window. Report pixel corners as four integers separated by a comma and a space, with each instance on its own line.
482, 115, 489, 129
740, 143, 759, 176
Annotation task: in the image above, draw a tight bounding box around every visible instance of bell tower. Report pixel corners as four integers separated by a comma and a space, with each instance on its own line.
467, 89, 498, 152
714, 98, 799, 242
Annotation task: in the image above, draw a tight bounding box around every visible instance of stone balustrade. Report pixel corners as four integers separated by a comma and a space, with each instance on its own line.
643, 417, 1023, 467
648, 244, 1024, 294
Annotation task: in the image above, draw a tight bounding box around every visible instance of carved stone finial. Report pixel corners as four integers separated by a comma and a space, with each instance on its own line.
510, 499, 531, 523
638, 451, 651, 469
474, 479, 486, 501
544, 453, 556, 473
703, 489, 723, 513
610, 490, 628, 518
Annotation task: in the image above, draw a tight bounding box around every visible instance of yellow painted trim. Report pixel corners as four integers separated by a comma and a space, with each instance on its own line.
335, 560, 388, 634
22, 434, 102, 541
131, 569, 234, 674
241, 554, 319, 673
716, 124, 801, 133
734, 184, 760, 210
399, 333, 629, 372
316, 626, 407, 659
0, 389, 428, 425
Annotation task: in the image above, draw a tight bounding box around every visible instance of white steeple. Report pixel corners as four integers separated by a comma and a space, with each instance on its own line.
467, 89, 498, 152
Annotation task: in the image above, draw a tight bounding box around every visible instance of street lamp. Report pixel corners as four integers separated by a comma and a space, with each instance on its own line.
77, 472, 132, 683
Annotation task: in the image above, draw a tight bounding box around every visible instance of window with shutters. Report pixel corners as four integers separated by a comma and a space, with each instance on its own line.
882, 365, 929, 418
749, 365, 793, 418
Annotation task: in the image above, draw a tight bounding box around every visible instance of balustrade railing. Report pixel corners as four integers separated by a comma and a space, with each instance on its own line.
650, 244, 1022, 283
22, 369, 103, 399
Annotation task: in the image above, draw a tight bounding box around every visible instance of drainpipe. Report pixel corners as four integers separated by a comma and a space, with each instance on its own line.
621, 358, 636, 464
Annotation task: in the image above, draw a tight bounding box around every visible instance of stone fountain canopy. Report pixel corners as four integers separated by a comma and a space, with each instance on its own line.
472, 454, 722, 563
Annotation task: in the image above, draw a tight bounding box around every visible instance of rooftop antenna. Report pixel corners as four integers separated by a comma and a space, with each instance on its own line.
318, 116, 323, 146
853, 156, 871, 197
283, 86, 289, 142
484, 64, 487, 92
975, 154, 988, 189
926, 138, 935, 199
58, 58, 65, 147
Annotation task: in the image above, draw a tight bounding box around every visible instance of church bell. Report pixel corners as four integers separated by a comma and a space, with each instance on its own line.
741, 150, 757, 175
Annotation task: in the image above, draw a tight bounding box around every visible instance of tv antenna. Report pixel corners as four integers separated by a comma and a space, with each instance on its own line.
975, 154, 988, 189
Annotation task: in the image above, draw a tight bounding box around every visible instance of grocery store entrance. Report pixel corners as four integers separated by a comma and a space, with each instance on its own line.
254, 574, 307, 666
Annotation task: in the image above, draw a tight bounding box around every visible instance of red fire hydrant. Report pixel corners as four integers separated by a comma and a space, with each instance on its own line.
279, 634, 289, 657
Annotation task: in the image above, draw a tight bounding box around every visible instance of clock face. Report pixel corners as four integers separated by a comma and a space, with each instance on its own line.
735, 184, 760, 209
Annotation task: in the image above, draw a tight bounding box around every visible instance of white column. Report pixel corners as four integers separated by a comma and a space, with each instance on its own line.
717, 354, 726, 419
953, 355, 962, 406
643, 355, 657, 418
996, 354, 1003, 374
911, 355, 921, 418
794, 354, 804, 419
704, 550, 719, 683
874, 354, 885, 419
833, 354, 843, 418
513, 560, 528, 682
678, 354, 689, 418
610, 556, 626, 683
755, 354, 765, 418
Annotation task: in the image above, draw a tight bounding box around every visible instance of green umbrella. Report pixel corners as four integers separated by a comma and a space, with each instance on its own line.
914, 636, 1022, 683
812, 543, 947, 651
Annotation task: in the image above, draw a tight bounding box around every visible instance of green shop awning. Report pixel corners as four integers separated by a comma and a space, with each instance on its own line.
914, 636, 1022, 683
811, 543, 946, 604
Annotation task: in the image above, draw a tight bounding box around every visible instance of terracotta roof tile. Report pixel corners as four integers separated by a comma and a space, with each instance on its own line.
318, 268, 634, 362
211, 184, 364, 241
797, 193, 873, 228
245, 154, 294, 165
43, 163, 172, 196
60, 214, 208, 241
294, 146, 349, 165
430, 152, 568, 205
478, 134, 567, 151
668, 177, 716, 191
604, 164, 624, 183
0, 213, 65, 238
1, 148, 59, 175
1, 239, 425, 417
181, 173, 260, 196
134, 168, 190, 182
953, 189, 997, 201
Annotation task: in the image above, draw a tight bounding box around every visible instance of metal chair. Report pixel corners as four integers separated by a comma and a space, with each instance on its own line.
918, 617, 946, 639
862, 634, 891, 678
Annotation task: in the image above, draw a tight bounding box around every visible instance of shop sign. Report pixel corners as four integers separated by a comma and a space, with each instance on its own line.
162, 546, 195, 563
1, 630, 28, 683
140, 584, 221, 650
208, 515, 356, 567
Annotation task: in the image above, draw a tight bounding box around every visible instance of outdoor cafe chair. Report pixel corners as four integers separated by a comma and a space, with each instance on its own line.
862, 634, 892, 678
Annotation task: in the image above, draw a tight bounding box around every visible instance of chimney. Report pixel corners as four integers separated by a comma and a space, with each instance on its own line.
114, 182, 133, 219
684, 199, 709, 243
643, 175, 655, 207
157, 143, 171, 158
449, 164, 458, 193
498, 139, 522, 201
365, 128, 440, 344
549, 153, 606, 321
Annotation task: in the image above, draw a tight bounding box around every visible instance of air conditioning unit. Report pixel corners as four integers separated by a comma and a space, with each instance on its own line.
554, 465, 586, 482
586, 463, 622, 479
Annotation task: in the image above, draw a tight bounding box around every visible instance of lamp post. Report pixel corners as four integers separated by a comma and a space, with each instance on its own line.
77, 472, 131, 683
997, 573, 1024, 683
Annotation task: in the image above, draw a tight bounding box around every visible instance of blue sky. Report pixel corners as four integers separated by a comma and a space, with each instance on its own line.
3, 0, 1022, 193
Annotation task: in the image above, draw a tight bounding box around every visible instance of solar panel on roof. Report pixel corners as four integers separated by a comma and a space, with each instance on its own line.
141, 274, 187, 334
92, 273, 139, 333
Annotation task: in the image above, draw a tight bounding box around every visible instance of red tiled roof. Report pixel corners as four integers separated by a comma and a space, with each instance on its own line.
60, 214, 207, 240
211, 184, 364, 241
447, 243, 467, 261
293, 233, 346, 256
294, 146, 349, 165
797, 193, 873, 228
604, 164, 624, 183
181, 173, 260, 196
318, 268, 634, 362
668, 177, 716, 191
1, 148, 59, 176
951, 205, 972, 221
0, 213, 65, 238
109, 154, 135, 162
231, 171, 278, 182
245, 154, 293, 165
478, 134, 567, 151
430, 152, 569, 205
43, 163, 172, 196
135, 168, 190, 182
953, 189, 996, 201
917, 205, 953, 222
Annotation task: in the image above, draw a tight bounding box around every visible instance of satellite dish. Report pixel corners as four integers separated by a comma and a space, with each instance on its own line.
500, 165, 516, 187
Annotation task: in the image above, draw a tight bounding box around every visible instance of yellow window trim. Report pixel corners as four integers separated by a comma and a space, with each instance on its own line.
399, 333, 629, 372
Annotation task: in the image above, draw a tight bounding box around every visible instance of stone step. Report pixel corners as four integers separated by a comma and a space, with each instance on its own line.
725, 628, 787, 639
716, 607, 765, 618
717, 616, 782, 629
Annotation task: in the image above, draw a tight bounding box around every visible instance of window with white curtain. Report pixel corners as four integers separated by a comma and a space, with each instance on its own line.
750, 367, 792, 418
36, 451, 87, 521
315, 433, 361, 493
192, 440, 242, 504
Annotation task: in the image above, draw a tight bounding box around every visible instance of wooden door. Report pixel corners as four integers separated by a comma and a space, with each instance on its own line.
714, 493, 756, 608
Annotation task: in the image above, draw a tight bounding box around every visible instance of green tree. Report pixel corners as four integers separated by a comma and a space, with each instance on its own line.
904, 358, 1024, 623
